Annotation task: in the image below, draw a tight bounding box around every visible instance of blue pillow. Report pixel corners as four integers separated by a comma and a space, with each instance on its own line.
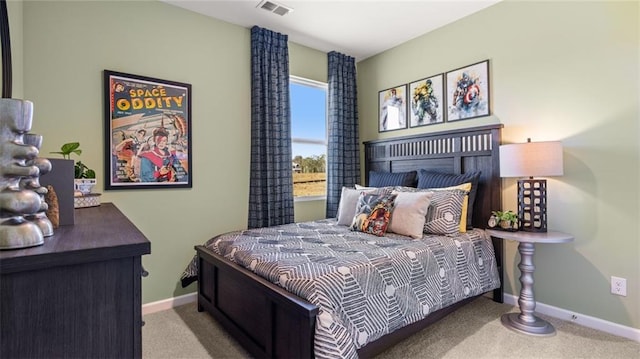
369, 170, 417, 187
416, 170, 481, 229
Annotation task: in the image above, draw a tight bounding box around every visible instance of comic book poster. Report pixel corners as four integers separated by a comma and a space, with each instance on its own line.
104, 70, 192, 189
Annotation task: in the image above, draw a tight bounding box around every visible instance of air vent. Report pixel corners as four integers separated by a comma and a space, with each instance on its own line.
257, 0, 293, 16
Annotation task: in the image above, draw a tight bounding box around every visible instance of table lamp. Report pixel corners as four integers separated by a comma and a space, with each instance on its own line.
499, 139, 563, 232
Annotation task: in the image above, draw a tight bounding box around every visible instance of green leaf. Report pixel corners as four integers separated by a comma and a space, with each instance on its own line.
61, 142, 80, 155
73, 161, 96, 179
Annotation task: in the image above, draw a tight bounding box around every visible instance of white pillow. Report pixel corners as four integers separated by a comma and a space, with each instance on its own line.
336, 187, 390, 226
388, 191, 433, 239
337, 187, 364, 225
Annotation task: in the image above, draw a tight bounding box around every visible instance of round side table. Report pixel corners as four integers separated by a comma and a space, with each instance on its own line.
486, 229, 574, 336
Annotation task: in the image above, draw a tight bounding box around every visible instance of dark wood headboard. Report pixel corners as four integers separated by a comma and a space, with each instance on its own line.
363, 124, 503, 230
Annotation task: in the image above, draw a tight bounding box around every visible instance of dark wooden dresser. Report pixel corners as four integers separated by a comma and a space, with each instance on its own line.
0, 202, 151, 359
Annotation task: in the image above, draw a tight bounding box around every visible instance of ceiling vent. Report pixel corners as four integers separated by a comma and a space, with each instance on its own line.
256, 0, 293, 16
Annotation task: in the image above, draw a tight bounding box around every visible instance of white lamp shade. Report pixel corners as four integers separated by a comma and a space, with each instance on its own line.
499, 141, 564, 178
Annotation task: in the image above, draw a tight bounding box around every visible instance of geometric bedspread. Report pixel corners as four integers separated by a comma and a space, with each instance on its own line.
181, 219, 501, 359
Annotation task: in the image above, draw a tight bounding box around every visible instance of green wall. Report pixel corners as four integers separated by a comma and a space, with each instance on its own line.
358, 0, 639, 329
22, 0, 326, 303
18, 0, 639, 330
289, 43, 328, 222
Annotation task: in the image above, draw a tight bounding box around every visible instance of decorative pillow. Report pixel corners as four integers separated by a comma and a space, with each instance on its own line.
417, 170, 481, 229
388, 191, 433, 239
369, 170, 417, 187
336, 187, 361, 225
354, 184, 378, 191
430, 183, 471, 233
423, 189, 467, 235
350, 192, 397, 236
391, 184, 470, 233
337, 187, 393, 226
355, 184, 395, 192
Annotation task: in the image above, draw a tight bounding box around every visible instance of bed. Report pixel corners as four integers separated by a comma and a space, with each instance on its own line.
182, 124, 504, 358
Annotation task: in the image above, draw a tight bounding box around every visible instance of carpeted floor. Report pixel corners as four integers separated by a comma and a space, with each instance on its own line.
142, 297, 640, 358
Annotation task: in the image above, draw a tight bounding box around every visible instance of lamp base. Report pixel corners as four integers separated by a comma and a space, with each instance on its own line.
517, 179, 547, 232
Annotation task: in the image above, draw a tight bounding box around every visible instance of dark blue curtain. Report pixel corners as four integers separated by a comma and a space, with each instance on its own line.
326, 51, 360, 218
248, 26, 294, 228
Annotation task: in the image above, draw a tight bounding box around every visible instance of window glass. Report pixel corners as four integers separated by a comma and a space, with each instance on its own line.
291, 77, 327, 199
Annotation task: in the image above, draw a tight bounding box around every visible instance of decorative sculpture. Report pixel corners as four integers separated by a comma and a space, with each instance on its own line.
0, 98, 46, 249
21, 133, 53, 237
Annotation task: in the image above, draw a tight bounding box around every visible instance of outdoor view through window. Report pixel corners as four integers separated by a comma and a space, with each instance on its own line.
291, 77, 327, 198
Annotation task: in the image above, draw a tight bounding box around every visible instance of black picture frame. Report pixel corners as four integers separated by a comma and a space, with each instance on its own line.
103, 70, 192, 190
378, 84, 408, 132
408, 73, 444, 127
445, 60, 490, 122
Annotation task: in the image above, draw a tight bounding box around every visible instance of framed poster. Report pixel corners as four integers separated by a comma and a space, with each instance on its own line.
378, 85, 408, 132
104, 70, 192, 190
446, 60, 490, 121
409, 73, 444, 127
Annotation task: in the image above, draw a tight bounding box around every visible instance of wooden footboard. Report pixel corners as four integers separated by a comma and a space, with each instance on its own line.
196, 245, 318, 358
197, 242, 503, 359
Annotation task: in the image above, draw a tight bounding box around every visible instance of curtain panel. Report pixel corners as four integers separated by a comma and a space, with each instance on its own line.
326, 51, 360, 218
248, 26, 294, 228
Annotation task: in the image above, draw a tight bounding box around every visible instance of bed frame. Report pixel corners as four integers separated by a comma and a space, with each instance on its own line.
195, 124, 504, 358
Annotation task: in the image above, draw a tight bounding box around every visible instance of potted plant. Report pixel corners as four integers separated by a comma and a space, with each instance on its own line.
50, 142, 97, 195
489, 210, 518, 231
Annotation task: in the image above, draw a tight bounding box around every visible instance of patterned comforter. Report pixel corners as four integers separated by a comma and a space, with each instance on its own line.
181, 219, 501, 359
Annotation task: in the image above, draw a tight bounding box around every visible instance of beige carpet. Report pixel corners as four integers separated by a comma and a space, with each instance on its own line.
142, 297, 640, 358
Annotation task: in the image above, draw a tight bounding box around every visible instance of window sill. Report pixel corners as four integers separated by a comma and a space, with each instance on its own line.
294, 195, 326, 203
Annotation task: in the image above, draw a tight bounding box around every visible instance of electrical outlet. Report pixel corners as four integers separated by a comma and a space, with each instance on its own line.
611, 276, 627, 296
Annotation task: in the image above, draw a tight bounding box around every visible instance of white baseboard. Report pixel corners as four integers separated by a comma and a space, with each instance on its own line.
142, 292, 639, 342
142, 292, 197, 316
504, 294, 640, 342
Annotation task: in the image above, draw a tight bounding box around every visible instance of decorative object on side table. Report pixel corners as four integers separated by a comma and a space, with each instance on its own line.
486, 229, 574, 337
499, 138, 563, 232
50, 142, 101, 208
488, 210, 518, 231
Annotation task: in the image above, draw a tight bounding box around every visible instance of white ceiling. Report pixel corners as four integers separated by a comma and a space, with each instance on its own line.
161, 0, 502, 61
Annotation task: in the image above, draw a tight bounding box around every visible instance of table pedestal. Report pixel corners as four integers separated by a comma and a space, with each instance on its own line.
501, 241, 556, 336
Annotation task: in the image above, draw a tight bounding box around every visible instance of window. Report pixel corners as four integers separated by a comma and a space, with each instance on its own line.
290, 76, 327, 199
